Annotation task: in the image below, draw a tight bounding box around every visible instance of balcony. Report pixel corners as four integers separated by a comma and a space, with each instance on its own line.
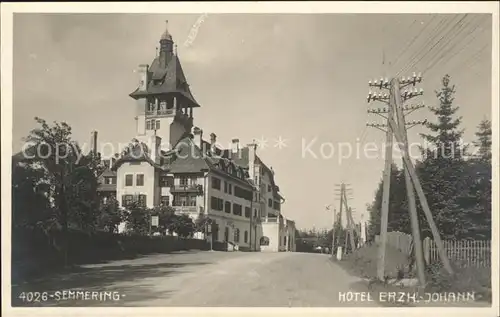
145, 109, 175, 117
173, 205, 198, 213
170, 184, 203, 194
263, 217, 279, 223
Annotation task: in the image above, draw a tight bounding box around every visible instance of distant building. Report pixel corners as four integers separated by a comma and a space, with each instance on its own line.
96, 22, 296, 252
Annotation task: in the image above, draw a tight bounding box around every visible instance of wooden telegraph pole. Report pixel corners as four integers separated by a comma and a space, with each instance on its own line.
394, 77, 427, 286
367, 77, 394, 281
366, 73, 454, 283
327, 204, 337, 256
335, 184, 345, 254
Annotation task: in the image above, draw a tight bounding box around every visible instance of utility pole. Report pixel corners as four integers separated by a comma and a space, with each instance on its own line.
334, 184, 345, 254
394, 79, 427, 286
342, 188, 356, 253
366, 73, 454, 282
388, 112, 454, 275
337, 184, 356, 254
327, 205, 337, 256
367, 77, 393, 281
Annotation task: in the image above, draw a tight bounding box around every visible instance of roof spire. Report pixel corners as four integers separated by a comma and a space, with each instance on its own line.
160, 19, 172, 41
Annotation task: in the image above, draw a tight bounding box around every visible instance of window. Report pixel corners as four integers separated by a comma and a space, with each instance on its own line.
136, 174, 144, 186
146, 120, 151, 130
156, 120, 160, 129
254, 209, 257, 218
180, 176, 189, 187
160, 195, 170, 206
233, 203, 242, 216
234, 186, 252, 201
210, 196, 224, 211
122, 194, 133, 207
138, 194, 147, 207
244, 207, 251, 218
228, 184, 232, 195
260, 236, 270, 246
268, 184, 272, 192
274, 201, 281, 211
284, 236, 287, 246
211, 177, 221, 190
224, 227, 229, 242
234, 228, 240, 243
188, 195, 197, 206
189, 177, 198, 186
125, 174, 133, 186
244, 231, 248, 243
104, 177, 115, 185
268, 198, 273, 207
224, 181, 228, 193
173, 194, 187, 206
225, 201, 231, 214
160, 176, 173, 187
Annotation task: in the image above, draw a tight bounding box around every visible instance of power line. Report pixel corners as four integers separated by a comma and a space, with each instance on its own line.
396, 14, 466, 77
421, 15, 486, 75
398, 14, 471, 77
447, 43, 490, 76
393, 15, 457, 76
390, 15, 437, 69
423, 18, 488, 76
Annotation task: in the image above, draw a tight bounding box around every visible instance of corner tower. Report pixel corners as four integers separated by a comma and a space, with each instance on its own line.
129, 20, 201, 150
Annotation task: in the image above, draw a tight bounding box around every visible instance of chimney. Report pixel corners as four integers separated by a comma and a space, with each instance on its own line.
149, 135, 162, 164
137, 64, 149, 92
193, 126, 203, 148
231, 139, 240, 154
210, 133, 217, 152
90, 131, 98, 154
247, 142, 258, 181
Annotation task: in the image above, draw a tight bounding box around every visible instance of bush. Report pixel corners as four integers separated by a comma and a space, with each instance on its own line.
425, 262, 492, 302
12, 227, 210, 283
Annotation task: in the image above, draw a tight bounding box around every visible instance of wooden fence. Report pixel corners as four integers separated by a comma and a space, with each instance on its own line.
424, 237, 491, 268
375, 232, 491, 268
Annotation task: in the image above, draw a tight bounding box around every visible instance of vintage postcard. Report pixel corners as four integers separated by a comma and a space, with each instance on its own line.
1, 2, 498, 317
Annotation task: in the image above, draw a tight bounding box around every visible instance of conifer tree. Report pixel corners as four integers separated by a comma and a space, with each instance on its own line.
463, 119, 492, 239
418, 75, 470, 239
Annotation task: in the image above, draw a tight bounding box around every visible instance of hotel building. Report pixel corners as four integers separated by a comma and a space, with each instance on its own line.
97, 23, 296, 252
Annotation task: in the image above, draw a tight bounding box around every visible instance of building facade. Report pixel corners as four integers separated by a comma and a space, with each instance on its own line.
96, 23, 296, 252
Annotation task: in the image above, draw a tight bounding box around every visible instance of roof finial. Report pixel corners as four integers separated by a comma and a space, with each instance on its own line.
160, 19, 172, 41
174, 43, 178, 55
156, 47, 158, 57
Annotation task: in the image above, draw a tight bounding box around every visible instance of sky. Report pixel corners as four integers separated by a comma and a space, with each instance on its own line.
12, 13, 492, 230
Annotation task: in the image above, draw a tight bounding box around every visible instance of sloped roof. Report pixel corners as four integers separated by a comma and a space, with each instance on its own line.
166, 136, 252, 188
129, 55, 200, 108
166, 136, 211, 173
219, 146, 283, 199
100, 169, 117, 177
111, 141, 168, 171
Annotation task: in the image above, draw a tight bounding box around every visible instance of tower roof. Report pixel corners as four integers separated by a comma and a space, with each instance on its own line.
129, 22, 200, 108
129, 54, 200, 107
